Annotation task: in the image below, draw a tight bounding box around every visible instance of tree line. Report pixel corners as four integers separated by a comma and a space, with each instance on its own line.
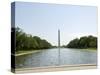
66, 35, 97, 49
14, 27, 97, 51
15, 27, 52, 51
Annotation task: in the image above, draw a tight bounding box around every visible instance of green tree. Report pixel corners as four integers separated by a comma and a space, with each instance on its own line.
66, 35, 97, 49
67, 38, 79, 48
15, 27, 52, 51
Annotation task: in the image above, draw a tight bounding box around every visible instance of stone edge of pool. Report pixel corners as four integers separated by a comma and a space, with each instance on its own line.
11, 64, 97, 74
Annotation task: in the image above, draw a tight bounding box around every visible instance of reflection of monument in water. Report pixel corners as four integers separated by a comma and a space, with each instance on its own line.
58, 29, 60, 65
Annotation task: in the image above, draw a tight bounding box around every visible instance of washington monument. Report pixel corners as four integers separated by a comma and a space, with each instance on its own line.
58, 29, 60, 48
58, 29, 60, 65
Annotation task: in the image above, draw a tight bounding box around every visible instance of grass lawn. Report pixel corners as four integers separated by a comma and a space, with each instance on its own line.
15, 50, 41, 56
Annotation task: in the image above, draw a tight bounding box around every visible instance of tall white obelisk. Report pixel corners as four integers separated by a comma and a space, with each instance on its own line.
58, 29, 60, 48
58, 29, 60, 65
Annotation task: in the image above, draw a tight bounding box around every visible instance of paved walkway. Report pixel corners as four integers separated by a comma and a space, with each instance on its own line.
14, 64, 97, 74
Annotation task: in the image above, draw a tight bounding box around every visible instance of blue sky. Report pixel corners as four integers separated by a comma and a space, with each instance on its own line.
15, 2, 97, 46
